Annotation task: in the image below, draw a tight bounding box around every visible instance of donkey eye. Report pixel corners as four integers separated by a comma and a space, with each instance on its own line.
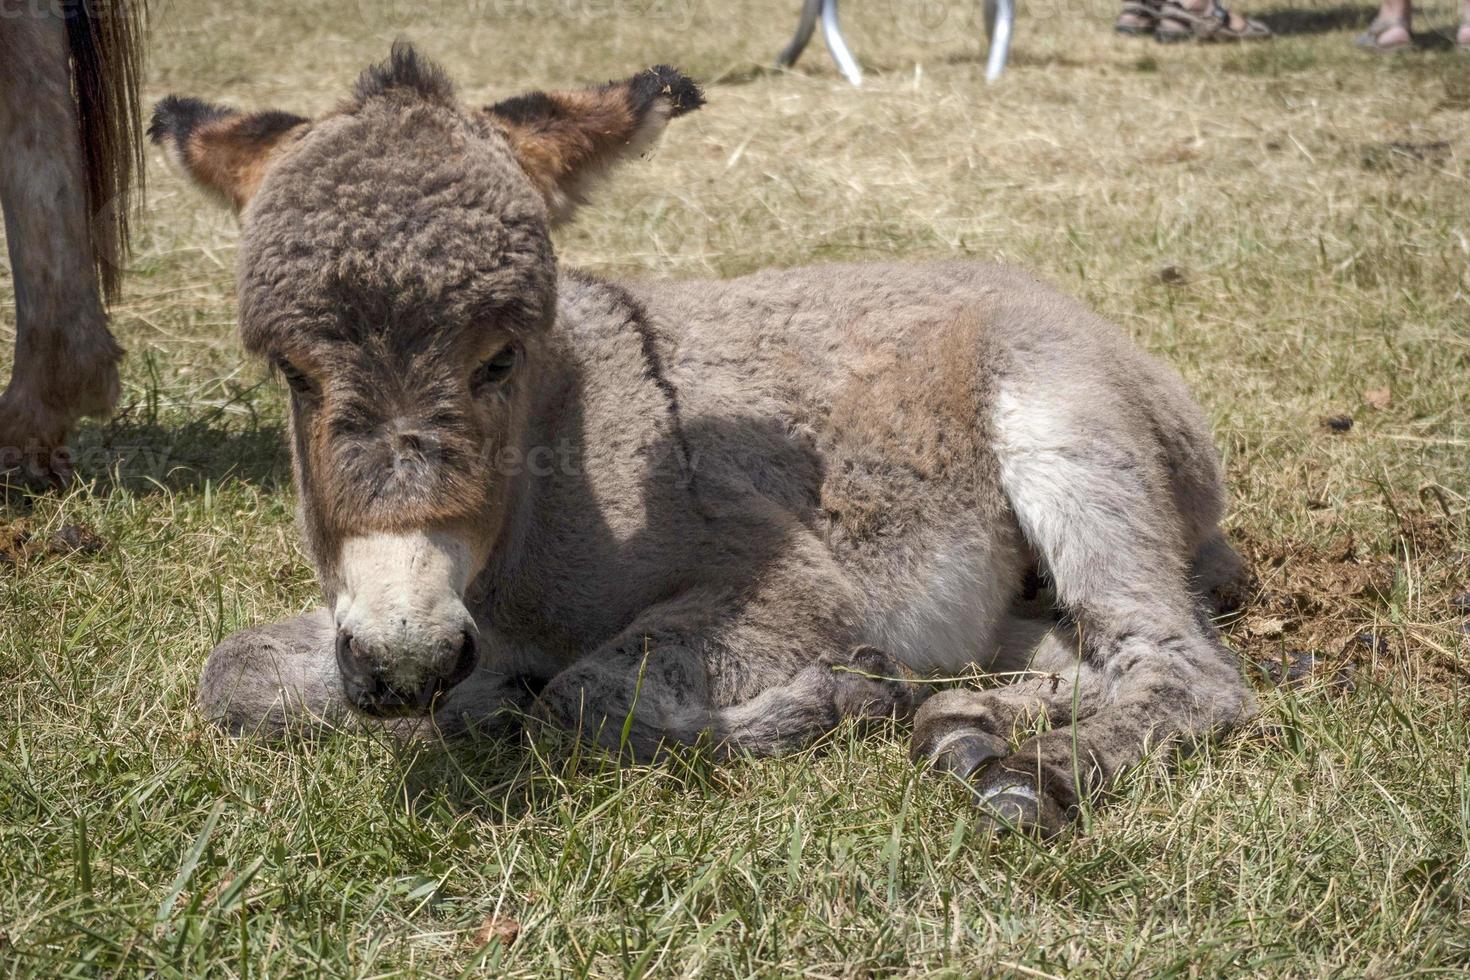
275, 357, 314, 396
472, 345, 517, 392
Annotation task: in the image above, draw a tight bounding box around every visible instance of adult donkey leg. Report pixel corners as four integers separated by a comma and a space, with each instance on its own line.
920, 388, 1256, 836
0, 12, 122, 484
201, 610, 532, 739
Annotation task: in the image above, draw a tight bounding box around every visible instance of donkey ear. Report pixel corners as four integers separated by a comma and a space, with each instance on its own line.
148, 96, 309, 212
484, 66, 703, 225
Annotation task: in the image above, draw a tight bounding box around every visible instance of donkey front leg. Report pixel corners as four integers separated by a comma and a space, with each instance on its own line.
200, 610, 532, 739
536, 606, 915, 761
200, 610, 347, 737
0, 11, 122, 485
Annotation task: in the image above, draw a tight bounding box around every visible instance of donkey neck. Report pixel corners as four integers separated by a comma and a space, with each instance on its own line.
467, 270, 708, 654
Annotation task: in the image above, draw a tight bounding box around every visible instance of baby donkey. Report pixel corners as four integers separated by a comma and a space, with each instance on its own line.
153, 45, 1254, 835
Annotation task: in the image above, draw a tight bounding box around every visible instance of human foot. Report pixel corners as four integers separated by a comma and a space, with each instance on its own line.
1355, 16, 1412, 50
1116, 0, 1162, 35
1156, 0, 1272, 41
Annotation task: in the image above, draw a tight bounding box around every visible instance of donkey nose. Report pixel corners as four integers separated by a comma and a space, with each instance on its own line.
334, 628, 477, 717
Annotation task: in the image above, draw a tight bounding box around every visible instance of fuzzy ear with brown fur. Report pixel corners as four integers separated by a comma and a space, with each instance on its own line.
147, 96, 309, 212
484, 66, 704, 225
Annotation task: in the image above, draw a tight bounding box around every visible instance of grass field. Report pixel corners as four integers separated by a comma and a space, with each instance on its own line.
3, 0, 1468, 974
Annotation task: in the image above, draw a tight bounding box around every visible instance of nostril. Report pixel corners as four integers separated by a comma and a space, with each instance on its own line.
335, 624, 473, 713
335, 630, 381, 687
335, 629, 393, 709
334, 629, 356, 674
446, 631, 477, 686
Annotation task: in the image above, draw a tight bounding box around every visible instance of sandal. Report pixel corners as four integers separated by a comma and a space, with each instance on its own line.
1116, 0, 1162, 35
1354, 16, 1412, 51
1156, 0, 1272, 41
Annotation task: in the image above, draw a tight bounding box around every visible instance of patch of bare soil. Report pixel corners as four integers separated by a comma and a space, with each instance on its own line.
472, 915, 521, 949
1227, 506, 1468, 690
0, 520, 106, 567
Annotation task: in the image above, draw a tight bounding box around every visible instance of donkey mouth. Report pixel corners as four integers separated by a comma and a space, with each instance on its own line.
334, 629, 478, 718
343, 679, 450, 718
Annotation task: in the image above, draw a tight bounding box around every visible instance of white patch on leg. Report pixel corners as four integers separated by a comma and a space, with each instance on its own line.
992, 387, 1160, 607
863, 530, 1025, 676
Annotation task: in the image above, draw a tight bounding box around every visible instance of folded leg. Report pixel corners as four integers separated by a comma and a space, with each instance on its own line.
538, 636, 913, 761
199, 610, 534, 739
535, 532, 916, 765
915, 384, 1256, 836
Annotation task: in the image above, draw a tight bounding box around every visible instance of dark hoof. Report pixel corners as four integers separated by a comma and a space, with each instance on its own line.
918, 726, 1008, 780
972, 773, 1068, 838
1, 456, 70, 497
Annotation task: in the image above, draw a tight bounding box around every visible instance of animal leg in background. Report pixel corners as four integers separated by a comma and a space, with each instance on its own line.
0, 10, 123, 483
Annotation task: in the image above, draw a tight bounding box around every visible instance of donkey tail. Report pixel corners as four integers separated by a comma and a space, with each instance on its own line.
65, 0, 148, 304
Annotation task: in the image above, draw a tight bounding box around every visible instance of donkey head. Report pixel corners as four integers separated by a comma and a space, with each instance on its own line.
151, 44, 703, 717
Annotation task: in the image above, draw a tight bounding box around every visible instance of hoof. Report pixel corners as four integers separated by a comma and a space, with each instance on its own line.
0, 394, 82, 496
823, 645, 916, 721
0, 447, 72, 496
972, 772, 1068, 838
918, 726, 1008, 780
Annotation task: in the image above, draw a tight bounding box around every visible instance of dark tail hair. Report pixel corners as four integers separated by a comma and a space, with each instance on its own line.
65, 0, 148, 304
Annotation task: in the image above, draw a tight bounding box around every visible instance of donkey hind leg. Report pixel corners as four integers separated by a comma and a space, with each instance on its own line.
911, 618, 1107, 782
537, 633, 915, 763
0, 11, 122, 484
926, 399, 1256, 837
1191, 529, 1249, 616
200, 609, 531, 739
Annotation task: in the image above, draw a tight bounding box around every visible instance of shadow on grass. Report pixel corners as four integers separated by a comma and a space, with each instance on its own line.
1262, 6, 1468, 48
394, 714, 745, 824
2, 375, 291, 507
1255, 4, 1374, 35
940, 48, 1087, 70
72, 414, 291, 494
1402, 28, 1464, 51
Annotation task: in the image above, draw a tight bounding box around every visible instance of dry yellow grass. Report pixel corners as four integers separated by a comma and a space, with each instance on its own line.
2, 0, 1467, 974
